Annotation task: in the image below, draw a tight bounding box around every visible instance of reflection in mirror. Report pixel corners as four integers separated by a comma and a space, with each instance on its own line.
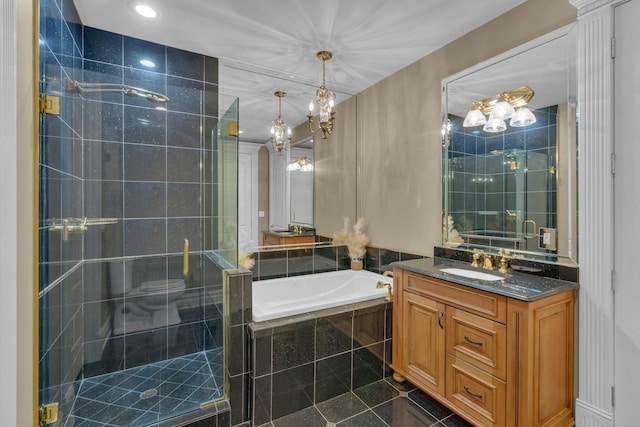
218, 64, 355, 252
442, 24, 577, 265
288, 137, 314, 226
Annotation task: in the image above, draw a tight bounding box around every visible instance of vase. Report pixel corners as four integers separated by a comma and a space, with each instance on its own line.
351, 259, 363, 270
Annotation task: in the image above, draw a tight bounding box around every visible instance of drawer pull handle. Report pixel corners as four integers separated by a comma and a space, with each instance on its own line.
438, 312, 444, 329
464, 336, 483, 346
464, 385, 483, 399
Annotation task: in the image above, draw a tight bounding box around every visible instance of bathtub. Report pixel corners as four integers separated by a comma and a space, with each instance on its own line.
252, 269, 392, 322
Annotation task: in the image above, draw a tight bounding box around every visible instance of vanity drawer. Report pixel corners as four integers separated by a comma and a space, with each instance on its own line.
404, 273, 507, 323
446, 355, 506, 427
446, 308, 506, 380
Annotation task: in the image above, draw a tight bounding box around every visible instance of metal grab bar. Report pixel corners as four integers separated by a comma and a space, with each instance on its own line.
47, 217, 118, 241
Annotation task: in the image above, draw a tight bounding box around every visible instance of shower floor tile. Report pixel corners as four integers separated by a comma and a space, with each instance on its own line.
66, 349, 224, 426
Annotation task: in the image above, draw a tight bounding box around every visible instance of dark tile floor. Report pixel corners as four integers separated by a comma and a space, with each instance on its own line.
258, 377, 473, 427
65, 349, 224, 426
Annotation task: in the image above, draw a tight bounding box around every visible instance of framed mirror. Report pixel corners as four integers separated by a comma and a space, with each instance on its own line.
441, 23, 577, 265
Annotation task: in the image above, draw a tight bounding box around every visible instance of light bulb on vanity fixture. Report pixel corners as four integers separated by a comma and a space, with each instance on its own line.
510, 107, 537, 127
308, 51, 336, 140
270, 91, 292, 153
462, 86, 536, 133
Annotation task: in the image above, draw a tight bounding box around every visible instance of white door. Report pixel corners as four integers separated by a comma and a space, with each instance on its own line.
238, 143, 260, 251
614, 1, 640, 424
269, 151, 289, 230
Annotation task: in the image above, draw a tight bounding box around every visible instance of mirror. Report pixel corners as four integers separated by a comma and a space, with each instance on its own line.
441, 24, 577, 265
220, 64, 356, 250
288, 137, 314, 226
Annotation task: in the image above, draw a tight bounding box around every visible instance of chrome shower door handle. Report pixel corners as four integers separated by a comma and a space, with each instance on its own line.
522, 219, 537, 239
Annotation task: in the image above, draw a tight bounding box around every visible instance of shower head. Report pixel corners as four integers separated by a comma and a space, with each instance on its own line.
65, 79, 169, 103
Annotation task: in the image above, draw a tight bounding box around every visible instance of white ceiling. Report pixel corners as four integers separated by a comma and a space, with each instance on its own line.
74, 0, 525, 142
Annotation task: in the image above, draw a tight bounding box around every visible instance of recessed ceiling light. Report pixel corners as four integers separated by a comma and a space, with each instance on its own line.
134, 4, 157, 18
139, 59, 155, 68
238, 130, 244, 134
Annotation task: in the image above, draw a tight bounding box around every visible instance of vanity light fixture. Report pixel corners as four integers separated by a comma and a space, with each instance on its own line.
270, 91, 292, 153
308, 51, 336, 140
287, 156, 313, 172
462, 86, 536, 132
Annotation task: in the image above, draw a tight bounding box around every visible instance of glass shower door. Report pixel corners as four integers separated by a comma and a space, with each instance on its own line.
211, 97, 239, 267
38, 2, 231, 424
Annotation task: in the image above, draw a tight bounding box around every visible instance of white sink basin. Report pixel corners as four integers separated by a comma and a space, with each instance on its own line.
440, 268, 504, 281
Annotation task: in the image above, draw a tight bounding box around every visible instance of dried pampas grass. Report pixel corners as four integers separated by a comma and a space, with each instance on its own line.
239, 252, 255, 270
333, 217, 370, 260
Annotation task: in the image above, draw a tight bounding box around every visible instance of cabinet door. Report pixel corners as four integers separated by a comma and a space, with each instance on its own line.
402, 292, 446, 395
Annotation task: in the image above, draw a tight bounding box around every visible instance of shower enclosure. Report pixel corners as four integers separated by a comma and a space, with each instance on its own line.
37, 0, 237, 425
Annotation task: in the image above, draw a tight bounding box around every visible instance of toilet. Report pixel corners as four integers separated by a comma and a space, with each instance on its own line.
110, 261, 187, 336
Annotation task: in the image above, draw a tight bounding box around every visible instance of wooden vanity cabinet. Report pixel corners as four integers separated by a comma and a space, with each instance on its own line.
262, 232, 315, 248
390, 268, 575, 427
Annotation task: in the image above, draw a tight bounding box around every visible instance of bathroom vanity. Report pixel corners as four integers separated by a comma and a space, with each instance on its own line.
262, 230, 315, 248
390, 257, 577, 427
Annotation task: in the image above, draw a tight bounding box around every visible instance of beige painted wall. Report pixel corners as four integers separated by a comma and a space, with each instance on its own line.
310, 95, 358, 238
353, 0, 576, 255
17, 0, 36, 424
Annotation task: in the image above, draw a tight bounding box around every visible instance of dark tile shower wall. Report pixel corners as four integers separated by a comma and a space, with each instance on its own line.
80, 23, 223, 378
82, 28, 219, 259
82, 254, 225, 377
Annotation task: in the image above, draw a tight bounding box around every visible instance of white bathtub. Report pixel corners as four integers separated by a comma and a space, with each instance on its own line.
252, 270, 392, 322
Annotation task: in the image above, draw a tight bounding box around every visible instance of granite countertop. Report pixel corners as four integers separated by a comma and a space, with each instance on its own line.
391, 257, 579, 302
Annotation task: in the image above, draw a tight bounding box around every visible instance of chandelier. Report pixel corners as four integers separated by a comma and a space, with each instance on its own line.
307, 51, 336, 139
287, 156, 313, 172
462, 86, 536, 133
270, 91, 292, 153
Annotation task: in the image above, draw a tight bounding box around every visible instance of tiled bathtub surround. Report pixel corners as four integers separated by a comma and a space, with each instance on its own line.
251, 243, 425, 281
249, 299, 393, 426
225, 269, 254, 426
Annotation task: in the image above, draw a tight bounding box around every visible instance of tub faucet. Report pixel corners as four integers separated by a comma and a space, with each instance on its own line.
377, 281, 393, 301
